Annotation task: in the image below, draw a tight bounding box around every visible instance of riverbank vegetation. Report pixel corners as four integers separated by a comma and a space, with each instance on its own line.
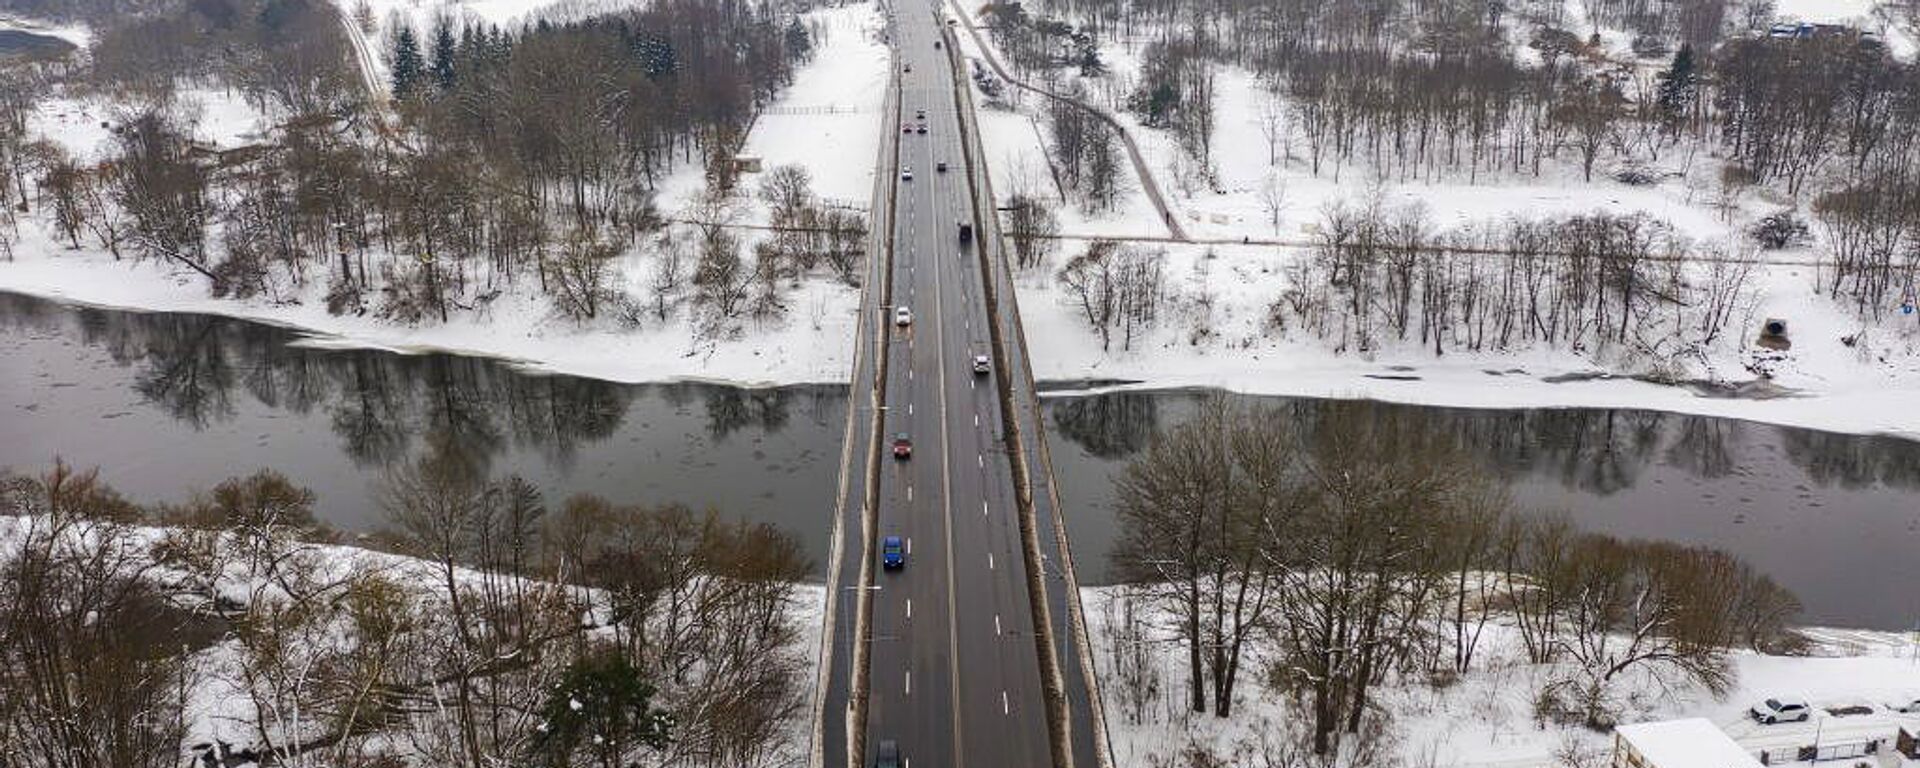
0, 458, 813, 768
1107, 396, 1802, 760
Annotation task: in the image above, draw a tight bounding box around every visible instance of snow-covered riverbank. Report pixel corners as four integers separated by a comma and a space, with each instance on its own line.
1, 1, 889, 388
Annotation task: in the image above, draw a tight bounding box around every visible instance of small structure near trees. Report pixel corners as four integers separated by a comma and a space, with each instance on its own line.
1612, 719, 1761, 768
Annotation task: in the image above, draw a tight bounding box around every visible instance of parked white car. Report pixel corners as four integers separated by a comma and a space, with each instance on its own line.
1750, 697, 1813, 724
1886, 695, 1920, 714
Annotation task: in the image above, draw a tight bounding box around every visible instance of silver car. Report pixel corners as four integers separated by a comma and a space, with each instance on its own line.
894, 306, 913, 326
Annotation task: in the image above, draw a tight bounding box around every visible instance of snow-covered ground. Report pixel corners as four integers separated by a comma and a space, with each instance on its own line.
950, 2, 1920, 438
1011, 241, 1920, 438
0, 512, 824, 765
1085, 585, 1920, 768
1, 2, 889, 387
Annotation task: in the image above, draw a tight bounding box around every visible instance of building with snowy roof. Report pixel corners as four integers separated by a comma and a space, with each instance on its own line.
1612, 718, 1763, 768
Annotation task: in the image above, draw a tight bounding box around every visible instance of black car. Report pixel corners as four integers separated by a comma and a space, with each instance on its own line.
875, 740, 901, 768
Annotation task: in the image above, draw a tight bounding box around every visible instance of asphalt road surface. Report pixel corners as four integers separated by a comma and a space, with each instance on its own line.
814, 3, 1107, 767
866, 4, 1053, 768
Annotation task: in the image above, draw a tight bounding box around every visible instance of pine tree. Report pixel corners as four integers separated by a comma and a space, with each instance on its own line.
430, 18, 458, 93
1655, 44, 1697, 129
391, 27, 424, 99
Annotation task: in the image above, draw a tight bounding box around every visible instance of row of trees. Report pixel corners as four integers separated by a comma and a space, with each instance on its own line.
1281, 202, 1757, 367
1108, 398, 1799, 756
0, 459, 813, 768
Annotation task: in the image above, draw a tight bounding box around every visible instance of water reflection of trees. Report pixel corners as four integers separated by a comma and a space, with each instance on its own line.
1046, 390, 1920, 493
5, 293, 820, 475
1049, 391, 1159, 459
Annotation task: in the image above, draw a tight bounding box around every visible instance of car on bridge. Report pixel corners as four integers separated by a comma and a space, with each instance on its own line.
892, 433, 913, 458
901, 167, 914, 181
916, 109, 926, 119
894, 306, 912, 326
874, 739, 902, 768
882, 536, 904, 569
936, 160, 948, 172
916, 123, 927, 134
972, 353, 990, 374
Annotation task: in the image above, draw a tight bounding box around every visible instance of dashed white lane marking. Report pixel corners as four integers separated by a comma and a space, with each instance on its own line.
977, 454, 983, 468
1002, 690, 1010, 715
988, 552, 995, 570
974, 414, 979, 427
982, 501, 988, 516
907, 599, 913, 619
995, 614, 1002, 636
906, 669, 912, 696
907, 537, 913, 555
908, 404, 914, 415
907, 485, 913, 501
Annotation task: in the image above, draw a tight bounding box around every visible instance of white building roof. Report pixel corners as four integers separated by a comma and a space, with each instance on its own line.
1616, 719, 1764, 768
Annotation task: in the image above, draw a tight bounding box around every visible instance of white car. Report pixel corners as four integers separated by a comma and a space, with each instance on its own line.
1749, 697, 1812, 724
971, 354, 990, 374
901, 167, 914, 181
1886, 696, 1920, 714
894, 306, 913, 326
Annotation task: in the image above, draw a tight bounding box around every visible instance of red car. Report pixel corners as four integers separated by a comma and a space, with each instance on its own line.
903, 123, 913, 133
892, 432, 913, 459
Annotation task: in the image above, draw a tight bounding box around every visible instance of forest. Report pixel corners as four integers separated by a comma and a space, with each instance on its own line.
0, 0, 866, 339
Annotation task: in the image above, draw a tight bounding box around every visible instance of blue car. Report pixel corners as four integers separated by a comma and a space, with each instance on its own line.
882, 536, 905, 569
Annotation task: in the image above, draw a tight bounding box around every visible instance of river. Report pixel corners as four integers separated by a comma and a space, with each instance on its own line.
0, 292, 846, 567
3, 292, 1915, 628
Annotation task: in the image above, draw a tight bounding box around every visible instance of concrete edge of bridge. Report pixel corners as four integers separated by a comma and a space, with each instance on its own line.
812, 9, 902, 768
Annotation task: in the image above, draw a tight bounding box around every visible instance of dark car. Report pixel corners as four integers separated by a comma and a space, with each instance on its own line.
916, 123, 927, 134
882, 536, 904, 569
892, 432, 912, 458
936, 160, 948, 173
874, 739, 901, 768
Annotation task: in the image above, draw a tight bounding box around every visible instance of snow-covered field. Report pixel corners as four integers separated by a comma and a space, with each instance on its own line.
1085, 586, 1920, 768
949, 1, 1920, 438
0, 1, 889, 387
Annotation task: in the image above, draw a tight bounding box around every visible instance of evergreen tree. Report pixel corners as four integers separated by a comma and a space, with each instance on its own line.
391, 26, 424, 99
1655, 44, 1697, 129
634, 34, 677, 79
784, 18, 812, 61
430, 18, 458, 93
531, 651, 672, 768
